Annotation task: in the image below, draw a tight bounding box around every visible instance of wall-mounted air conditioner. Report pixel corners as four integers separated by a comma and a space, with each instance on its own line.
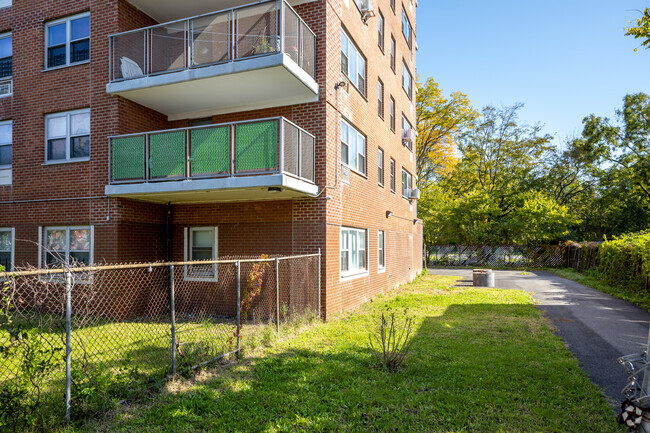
359, 0, 376, 23
407, 188, 420, 200
402, 128, 416, 144
0, 81, 11, 97
341, 164, 351, 184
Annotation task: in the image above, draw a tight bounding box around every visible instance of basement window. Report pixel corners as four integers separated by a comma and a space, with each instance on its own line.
184, 227, 218, 281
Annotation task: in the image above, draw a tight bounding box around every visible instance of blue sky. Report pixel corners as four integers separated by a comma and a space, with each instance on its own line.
417, 1, 650, 145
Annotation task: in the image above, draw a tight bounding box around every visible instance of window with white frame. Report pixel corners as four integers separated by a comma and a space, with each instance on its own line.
390, 35, 396, 72
44, 226, 92, 268
0, 33, 11, 79
390, 158, 395, 192
378, 230, 385, 270
341, 29, 366, 96
389, 96, 395, 131
341, 119, 366, 175
402, 168, 412, 198
46, 13, 90, 69
341, 227, 366, 276
402, 114, 413, 150
184, 227, 218, 280
378, 79, 384, 118
0, 228, 13, 271
378, 11, 384, 51
402, 61, 413, 100
402, 7, 413, 49
378, 148, 384, 186
46, 109, 90, 162
0, 121, 11, 169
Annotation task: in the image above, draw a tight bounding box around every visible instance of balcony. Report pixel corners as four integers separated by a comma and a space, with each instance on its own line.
107, 0, 318, 120
105, 117, 318, 203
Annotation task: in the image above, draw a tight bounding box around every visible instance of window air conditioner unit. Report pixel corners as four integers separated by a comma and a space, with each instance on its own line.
407, 188, 420, 200
402, 128, 416, 144
0, 81, 11, 97
341, 164, 351, 184
360, 0, 376, 23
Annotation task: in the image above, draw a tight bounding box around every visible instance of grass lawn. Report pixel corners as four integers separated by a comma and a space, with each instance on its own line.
76, 274, 623, 433
549, 268, 650, 312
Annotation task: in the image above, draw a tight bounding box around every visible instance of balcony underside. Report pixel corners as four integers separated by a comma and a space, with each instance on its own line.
107, 53, 318, 120
105, 174, 319, 204
126, 0, 317, 23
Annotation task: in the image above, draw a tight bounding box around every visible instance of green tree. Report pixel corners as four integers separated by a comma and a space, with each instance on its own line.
625, 8, 650, 51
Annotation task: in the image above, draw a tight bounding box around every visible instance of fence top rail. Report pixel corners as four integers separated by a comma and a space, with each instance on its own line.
0, 253, 320, 277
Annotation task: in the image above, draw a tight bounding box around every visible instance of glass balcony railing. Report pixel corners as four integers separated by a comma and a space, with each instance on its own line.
109, 117, 315, 185
109, 0, 315, 83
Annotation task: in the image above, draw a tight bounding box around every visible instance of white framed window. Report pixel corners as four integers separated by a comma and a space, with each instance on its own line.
402, 61, 413, 100
341, 227, 367, 277
43, 226, 93, 268
0, 33, 11, 80
341, 119, 366, 175
341, 29, 366, 96
402, 7, 413, 49
402, 168, 412, 198
184, 227, 218, 281
45, 109, 90, 163
390, 158, 395, 192
402, 114, 413, 150
389, 96, 395, 131
0, 121, 11, 169
378, 230, 385, 270
378, 79, 384, 118
390, 35, 396, 72
46, 13, 90, 69
378, 11, 384, 51
0, 228, 14, 272
378, 148, 384, 186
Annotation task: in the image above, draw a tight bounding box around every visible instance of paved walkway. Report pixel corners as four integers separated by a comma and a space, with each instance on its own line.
429, 268, 650, 405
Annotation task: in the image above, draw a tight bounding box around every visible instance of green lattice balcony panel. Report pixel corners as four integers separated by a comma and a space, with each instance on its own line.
149, 130, 186, 178
190, 126, 230, 176
235, 120, 278, 173
111, 135, 146, 181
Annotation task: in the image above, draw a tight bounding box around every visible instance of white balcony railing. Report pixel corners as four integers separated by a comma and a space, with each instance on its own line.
109, 117, 315, 186
109, 0, 315, 83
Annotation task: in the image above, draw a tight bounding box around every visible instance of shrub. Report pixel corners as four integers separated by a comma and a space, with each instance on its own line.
369, 309, 414, 372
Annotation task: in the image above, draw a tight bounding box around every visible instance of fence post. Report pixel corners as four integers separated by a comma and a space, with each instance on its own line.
170, 265, 176, 375
65, 270, 72, 426
317, 248, 321, 320
275, 257, 280, 334
236, 261, 241, 357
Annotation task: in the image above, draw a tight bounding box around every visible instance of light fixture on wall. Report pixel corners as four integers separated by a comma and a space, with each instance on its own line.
386, 211, 393, 218
268, 187, 282, 193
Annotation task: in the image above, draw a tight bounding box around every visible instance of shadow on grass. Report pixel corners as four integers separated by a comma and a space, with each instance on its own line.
105, 303, 622, 433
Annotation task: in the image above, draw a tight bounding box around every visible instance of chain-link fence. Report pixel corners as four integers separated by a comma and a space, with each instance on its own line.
0, 253, 320, 430
427, 244, 566, 268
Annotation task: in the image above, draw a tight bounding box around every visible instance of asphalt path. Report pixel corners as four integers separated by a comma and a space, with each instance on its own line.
429, 268, 650, 406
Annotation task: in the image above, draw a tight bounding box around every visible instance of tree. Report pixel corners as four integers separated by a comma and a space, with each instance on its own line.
578, 93, 650, 205
415, 77, 477, 185
625, 8, 650, 51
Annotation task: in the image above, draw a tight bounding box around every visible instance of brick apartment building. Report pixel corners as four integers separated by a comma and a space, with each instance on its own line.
0, 0, 422, 318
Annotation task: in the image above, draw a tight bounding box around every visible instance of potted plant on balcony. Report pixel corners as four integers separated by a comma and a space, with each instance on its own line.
251, 36, 275, 55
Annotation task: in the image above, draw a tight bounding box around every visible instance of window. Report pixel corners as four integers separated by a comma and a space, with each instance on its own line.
402, 61, 413, 100
402, 7, 413, 49
184, 227, 218, 281
402, 114, 413, 150
45, 109, 90, 162
377, 11, 384, 51
378, 148, 384, 186
0, 33, 11, 79
44, 227, 92, 268
390, 0, 395, 13
389, 96, 395, 131
390, 158, 395, 192
0, 228, 13, 272
390, 35, 396, 72
46, 13, 90, 69
0, 121, 10, 169
341, 29, 366, 96
378, 230, 385, 270
341, 119, 366, 175
402, 168, 412, 198
341, 227, 366, 276
377, 79, 384, 118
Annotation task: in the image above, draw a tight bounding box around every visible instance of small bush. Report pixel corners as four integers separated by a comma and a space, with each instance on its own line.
369, 309, 414, 372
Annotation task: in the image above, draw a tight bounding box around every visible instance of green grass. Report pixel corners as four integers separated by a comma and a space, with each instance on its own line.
76, 275, 622, 433
548, 268, 650, 312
